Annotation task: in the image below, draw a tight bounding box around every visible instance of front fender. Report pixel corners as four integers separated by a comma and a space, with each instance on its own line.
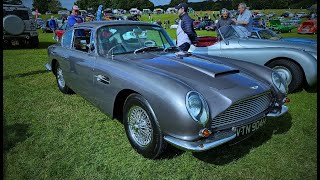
108, 62, 205, 141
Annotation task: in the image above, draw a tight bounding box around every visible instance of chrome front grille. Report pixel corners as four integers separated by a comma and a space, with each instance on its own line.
211, 92, 272, 129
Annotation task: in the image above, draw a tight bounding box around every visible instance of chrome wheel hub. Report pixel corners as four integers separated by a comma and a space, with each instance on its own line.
128, 106, 153, 146
57, 67, 65, 88
273, 66, 292, 85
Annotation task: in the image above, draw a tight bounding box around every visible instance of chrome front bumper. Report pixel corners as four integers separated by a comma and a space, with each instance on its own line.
266, 105, 288, 117
164, 105, 288, 152
164, 130, 236, 152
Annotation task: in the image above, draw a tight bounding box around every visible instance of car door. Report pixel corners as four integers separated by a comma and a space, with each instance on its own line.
92, 55, 117, 115
68, 28, 96, 102
219, 38, 243, 59
91, 26, 125, 115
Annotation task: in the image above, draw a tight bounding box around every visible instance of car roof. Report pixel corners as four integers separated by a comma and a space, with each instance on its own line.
73, 20, 160, 29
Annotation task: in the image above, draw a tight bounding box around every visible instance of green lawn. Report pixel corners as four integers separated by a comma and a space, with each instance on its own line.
3, 13, 317, 179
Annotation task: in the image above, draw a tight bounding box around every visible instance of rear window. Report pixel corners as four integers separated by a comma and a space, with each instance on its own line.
4, 10, 30, 20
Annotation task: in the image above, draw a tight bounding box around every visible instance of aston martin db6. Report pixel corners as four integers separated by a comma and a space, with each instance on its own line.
46, 21, 289, 159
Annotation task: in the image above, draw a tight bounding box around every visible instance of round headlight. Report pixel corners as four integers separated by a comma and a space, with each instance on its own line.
186, 91, 209, 126
272, 72, 288, 94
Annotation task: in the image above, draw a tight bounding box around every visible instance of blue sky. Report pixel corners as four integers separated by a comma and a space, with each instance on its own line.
23, 0, 206, 9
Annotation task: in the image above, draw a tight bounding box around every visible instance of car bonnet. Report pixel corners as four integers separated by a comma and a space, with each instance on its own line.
120, 53, 271, 102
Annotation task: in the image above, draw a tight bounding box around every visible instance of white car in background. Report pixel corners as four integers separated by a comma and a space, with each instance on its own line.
296, 12, 307, 18
58, 10, 70, 15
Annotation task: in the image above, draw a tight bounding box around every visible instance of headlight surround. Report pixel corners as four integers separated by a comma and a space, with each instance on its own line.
272, 72, 288, 94
186, 91, 209, 126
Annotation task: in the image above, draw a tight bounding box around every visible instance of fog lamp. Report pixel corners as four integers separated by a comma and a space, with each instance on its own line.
199, 128, 212, 137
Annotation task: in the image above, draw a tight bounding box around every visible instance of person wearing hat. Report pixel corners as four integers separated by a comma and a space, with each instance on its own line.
48, 15, 57, 32
68, 5, 84, 28
175, 2, 197, 52
215, 8, 235, 31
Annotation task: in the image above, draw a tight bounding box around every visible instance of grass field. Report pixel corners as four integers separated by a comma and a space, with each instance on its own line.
4, 13, 317, 179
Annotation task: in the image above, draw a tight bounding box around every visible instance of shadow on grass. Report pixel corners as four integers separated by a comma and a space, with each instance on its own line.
158, 144, 185, 160
4, 123, 32, 153
4, 70, 49, 80
38, 41, 57, 49
304, 85, 317, 93
192, 113, 292, 165
4, 41, 56, 50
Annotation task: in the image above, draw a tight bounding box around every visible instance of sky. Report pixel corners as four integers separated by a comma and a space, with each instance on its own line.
22, 0, 207, 9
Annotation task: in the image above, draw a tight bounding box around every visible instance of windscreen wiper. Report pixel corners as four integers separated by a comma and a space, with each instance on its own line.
133, 46, 163, 54
163, 46, 179, 52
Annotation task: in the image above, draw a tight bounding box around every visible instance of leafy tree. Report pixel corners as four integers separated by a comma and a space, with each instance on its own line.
74, 0, 154, 11
169, 0, 188, 7
48, 0, 62, 13
32, 0, 49, 13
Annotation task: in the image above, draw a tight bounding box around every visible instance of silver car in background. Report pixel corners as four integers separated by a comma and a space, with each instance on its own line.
190, 25, 317, 93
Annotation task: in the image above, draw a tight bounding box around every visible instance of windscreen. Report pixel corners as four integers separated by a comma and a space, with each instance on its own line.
97, 25, 174, 56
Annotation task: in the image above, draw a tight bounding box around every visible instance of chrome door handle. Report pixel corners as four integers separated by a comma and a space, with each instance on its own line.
95, 74, 110, 84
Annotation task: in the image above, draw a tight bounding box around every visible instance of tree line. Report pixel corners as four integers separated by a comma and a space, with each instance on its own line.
9, 0, 315, 14
74, 0, 154, 11
157, 0, 316, 11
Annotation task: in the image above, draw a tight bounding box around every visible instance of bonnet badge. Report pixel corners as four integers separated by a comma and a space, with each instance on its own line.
250, 86, 259, 90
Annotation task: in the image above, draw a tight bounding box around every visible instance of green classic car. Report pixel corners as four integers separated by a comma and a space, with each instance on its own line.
268, 19, 295, 33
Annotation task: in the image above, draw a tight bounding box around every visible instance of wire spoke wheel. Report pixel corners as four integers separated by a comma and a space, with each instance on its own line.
128, 106, 153, 146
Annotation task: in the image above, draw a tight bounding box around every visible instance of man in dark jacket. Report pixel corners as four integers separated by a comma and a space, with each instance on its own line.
175, 3, 197, 51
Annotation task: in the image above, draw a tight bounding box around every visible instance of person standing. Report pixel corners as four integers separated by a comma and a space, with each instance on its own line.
96, 5, 103, 21
68, 5, 84, 28
48, 16, 57, 31
232, 2, 253, 36
175, 2, 197, 52
215, 8, 235, 30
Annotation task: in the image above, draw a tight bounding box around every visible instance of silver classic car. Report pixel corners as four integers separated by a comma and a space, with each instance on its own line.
46, 21, 289, 159
190, 25, 317, 93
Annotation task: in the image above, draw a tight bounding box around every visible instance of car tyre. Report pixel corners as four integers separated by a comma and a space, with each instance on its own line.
54, 62, 73, 94
267, 59, 304, 93
123, 93, 166, 159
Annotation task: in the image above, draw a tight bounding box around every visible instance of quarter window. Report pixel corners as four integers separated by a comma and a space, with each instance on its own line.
62, 30, 73, 48
73, 29, 92, 53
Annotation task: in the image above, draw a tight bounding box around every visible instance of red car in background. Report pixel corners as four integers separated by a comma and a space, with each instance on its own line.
298, 20, 317, 34
54, 22, 68, 41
